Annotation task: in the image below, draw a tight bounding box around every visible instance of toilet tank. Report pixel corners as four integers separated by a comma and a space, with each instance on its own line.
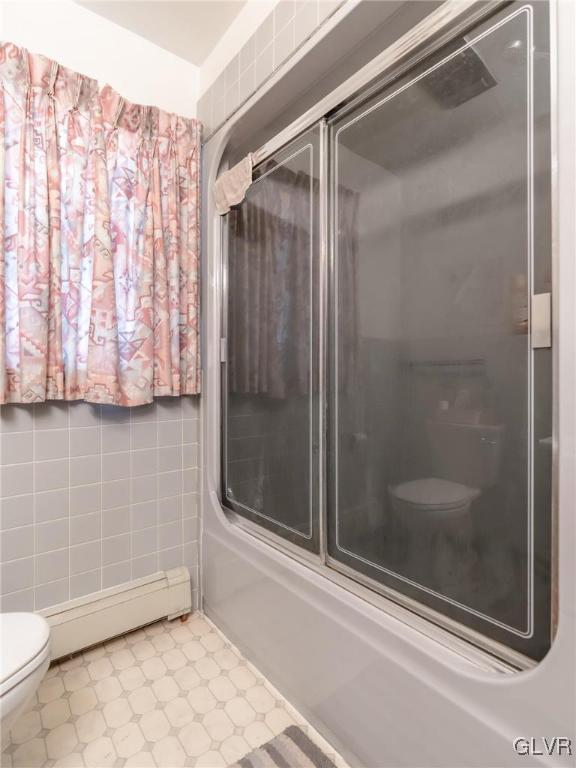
426, 419, 504, 489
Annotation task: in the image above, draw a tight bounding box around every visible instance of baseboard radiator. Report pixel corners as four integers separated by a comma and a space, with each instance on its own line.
40, 567, 192, 660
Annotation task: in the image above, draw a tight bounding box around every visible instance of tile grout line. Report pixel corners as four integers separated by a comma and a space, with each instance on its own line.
67, 404, 71, 604
99, 405, 104, 593
32, 405, 37, 612
181, 402, 185, 571
129, 408, 134, 583
155, 408, 160, 575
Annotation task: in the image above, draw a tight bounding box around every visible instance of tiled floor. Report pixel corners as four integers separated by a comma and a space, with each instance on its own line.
2, 614, 346, 768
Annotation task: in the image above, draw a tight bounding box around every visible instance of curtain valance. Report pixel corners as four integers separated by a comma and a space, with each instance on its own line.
0, 42, 201, 406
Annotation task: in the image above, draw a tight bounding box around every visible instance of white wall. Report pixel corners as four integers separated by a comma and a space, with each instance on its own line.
1, 0, 199, 117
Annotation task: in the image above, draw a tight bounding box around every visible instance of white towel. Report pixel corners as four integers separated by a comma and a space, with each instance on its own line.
213, 153, 253, 215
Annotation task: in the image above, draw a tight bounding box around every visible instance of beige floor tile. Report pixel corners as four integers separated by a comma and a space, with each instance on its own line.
195, 656, 220, 680
103, 698, 133, 728
69, 687, 97, 717
196, 749, 227, 768
125, 629, 147, 646
9, 710, 41, 745
161, 647, 187, 670
182, 639, 206, 661
63, 668, 90, 693
132, 640, 155, 661
54, 751, 85, 767
178, 721, 211, 757
265, 705, 297, 735
244, 721, 274, 749
168, 625, 192, 644
112, 722, 145, 759
140, 710, 171, 742
188, 617, 211, 637
187, 685, 217, 714
4, 613, 347, 768
228, 665, 257, 691
59, 656, 84, 672
202, 708, 235, 742
128, 686, 157, 715
119, 665, 146, 691
87, 657, 113, 681
82, 644, 106, 662
75, 710, 106, 744
164, 697, 195, 728
83, 735, 116, 767
208, 675, 236, 702
220, 733, 251, 764
110, 648, 135, 671
150, 633, 175, 653
152, 736, 186, 767
37, 676, 65, 704
104, 635, 127, 653
213, 648, 241, 671
224, 696, 257, 728
200, 632, 225, 653
125, 750, 156, 767
141, 657, 167, 681
245, 684, 276, 714
144, 622, 165, 638
41, 699, 71, 730
12, 737, 47, 768
152, 676, 179, 702
45, 722, 78, 760
93, 676, 122, 703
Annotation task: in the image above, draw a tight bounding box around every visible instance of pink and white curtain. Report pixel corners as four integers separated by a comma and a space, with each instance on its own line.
0, 43, 201, 406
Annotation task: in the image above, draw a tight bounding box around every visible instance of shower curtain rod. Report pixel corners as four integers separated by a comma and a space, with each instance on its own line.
249, 0, 508, 169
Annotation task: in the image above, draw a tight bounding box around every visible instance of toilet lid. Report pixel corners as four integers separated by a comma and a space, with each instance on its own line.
0, 613, 50, 690
391, 477, 479, 509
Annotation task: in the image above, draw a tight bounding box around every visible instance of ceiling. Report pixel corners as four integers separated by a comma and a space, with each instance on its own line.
78, 1, 247, 65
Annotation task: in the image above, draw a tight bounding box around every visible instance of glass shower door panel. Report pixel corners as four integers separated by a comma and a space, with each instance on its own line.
329, 3, 551, 658
223, 127, 321, 553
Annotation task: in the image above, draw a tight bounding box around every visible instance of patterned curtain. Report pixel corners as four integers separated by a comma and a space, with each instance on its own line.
0, 43, 201, 406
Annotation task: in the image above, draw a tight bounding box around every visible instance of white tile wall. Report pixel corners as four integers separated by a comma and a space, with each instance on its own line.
0, 398, 200, 613
197, 0, 347, 137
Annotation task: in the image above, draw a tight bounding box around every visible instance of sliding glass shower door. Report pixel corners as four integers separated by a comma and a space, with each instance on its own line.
328, 2, 551, 659
222, 126, 321, 552
222, 0, 552, 662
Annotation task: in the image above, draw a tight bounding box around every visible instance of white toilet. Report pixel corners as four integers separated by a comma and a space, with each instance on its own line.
0, 613, 51, 737
389, 419, 503, 582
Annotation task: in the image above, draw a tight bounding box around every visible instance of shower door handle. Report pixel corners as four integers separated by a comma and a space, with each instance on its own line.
531, 293, 552, 349
220, 337, 227, 363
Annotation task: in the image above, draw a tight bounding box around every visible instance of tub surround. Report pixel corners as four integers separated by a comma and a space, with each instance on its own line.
197, 0, 347, 138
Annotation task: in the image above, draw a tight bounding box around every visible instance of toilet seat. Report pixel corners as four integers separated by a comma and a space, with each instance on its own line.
390, 477, 480, 511
0, 613, 50, 697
